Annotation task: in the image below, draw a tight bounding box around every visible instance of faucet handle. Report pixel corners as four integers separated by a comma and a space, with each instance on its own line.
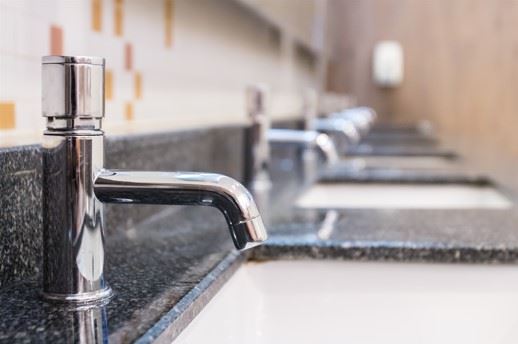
303, 88, 318, 130
42, 56, 105, 131
246, 84, 269, 120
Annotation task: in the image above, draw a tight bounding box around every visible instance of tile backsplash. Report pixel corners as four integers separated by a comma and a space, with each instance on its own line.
0, 0, 318, 144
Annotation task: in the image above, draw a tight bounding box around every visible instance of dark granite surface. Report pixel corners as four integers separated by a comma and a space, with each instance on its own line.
347, 143, 457, 157
256, 152, 518, 265
0, 206, 238, 343
0, 145, 42, 287
2, 124, 518, 343
256, 208, 518, 263
361, 132, 435, 142
359, 135, 438, 147
319, 165, 490, 185
368, 123, 423, 135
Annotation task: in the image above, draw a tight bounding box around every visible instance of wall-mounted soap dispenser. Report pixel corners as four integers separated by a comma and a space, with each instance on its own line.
372, 41, 404, 87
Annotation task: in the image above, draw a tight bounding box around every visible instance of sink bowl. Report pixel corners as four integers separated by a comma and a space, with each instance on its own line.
296, 183, 512, 209
175, 260, 518, 343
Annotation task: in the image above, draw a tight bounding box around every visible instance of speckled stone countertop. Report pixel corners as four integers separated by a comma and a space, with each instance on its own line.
256, 207, 518, 263
0, 207, 241, 343
2, 129, 518, 343
347, 143, 457, 157
319, 164, 490, 185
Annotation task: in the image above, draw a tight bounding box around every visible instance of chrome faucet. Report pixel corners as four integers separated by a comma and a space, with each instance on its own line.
312, 117, 361, 145
266, 88, 339, 165
41, 56, 267, 303
330, 107, 377, 135
245, 86, 339, 179
267, 129, 338, 165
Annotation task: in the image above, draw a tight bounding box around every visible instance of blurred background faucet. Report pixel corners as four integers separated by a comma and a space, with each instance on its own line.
311, 104, 378, 153
330, 107, 377, 135
267, 129, 338, 166
245, 86, 339, 189
312, 116, 361, 151
41, 56, 267, 303
267, 88, 339, 166
244, 84, 272, 194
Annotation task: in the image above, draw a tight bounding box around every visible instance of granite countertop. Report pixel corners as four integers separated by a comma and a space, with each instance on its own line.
2, 142, 518, 343
319, 165, 490, 185
346, 143, 457, 157
258, 207, 518, 263
0, 207, 242, 343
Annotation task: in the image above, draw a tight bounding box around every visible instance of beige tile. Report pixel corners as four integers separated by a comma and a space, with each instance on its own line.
0, 102, 16, 130
49, 25, 62, 55
134, 71, 142, 99
114, 0, 123, 36
92, 0, 102, 32
105, 69, 114, 100
124, 102, 133, 120
164, 0, 174, 48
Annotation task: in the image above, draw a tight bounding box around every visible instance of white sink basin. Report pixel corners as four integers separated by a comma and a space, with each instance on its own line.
175, 261, 518, 344
296, 183, 512, 209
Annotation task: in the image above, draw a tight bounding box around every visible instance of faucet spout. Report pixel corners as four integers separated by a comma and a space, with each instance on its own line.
94, 170, 267, 250
267, 129, 339, 165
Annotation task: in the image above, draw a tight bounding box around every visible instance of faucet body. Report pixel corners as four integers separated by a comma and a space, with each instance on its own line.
42, 56, 266, 303
43, 133, 109, 301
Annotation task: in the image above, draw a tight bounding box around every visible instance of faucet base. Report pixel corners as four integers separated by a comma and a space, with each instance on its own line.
42, 286, 113, 304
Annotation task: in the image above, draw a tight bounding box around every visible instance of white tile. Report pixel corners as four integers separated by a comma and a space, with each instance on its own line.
0, 5, 17, 53
16, 13, 48, 57
0, 54, 20, 99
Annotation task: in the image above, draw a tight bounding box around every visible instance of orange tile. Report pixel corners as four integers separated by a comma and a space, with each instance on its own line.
105, 70, 114, 100
164, 0, 174, 48
50, 25, 63, 55
134, 72, 142, 99
124, 43, 132, 70
114, 0, 123, 36
92, 0, 102, 32
124, 102, 133, 120
0, 102, 15, 129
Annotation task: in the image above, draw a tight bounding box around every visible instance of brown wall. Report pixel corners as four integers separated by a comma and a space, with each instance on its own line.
328, 0, 518, 189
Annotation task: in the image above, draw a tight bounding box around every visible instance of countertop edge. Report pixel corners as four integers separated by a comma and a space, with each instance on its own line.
131, 251, 246, 344
252, 241, 518, 264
